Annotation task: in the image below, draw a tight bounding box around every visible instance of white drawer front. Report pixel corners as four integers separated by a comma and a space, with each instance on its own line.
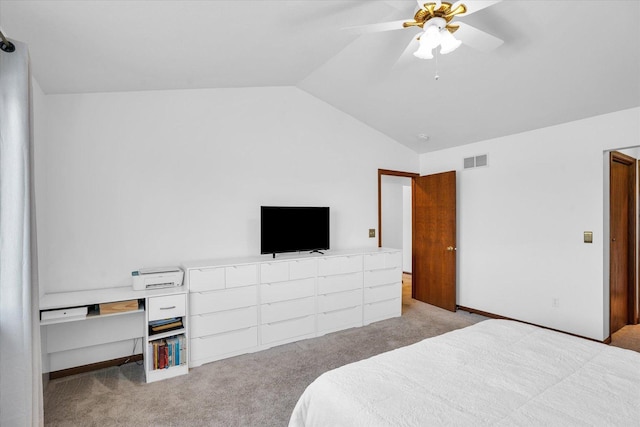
318, 255, 362, 276
364, 282, 401, 304
318, 305, 362, 333
363, 253, 386, 270
364, 298, 401, 323
148, 294, 186, 321
261, 296, 315, 324
189, 267, 225, 292
261, 278, 315, 304
225, 264, 258, 288
386, 251, 402, 269
261, 315, 315, 345
191, 327, 258, 361
190, 306, 257, 338
317, 272, 362, 295
364, 267, 401, 287
289, 259, 316, 280
190, 285, 257, 315
260, 262, 289, 284
318, 289, 362, 313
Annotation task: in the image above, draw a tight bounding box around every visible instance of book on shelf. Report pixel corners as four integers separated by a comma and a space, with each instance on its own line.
149, 334, 187, 370
149, 317, 183, 334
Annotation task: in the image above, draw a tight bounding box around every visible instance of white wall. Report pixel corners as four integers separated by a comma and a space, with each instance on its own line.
381, 176, 404, 250
35, 86, 418, 294
420, 107, 640, 341
381, 176, 412, 272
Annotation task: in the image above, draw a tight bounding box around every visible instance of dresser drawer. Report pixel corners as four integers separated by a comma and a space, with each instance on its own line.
148, 294, 186, 321
189, 267, 225, 292
364, 298, 401, 323
317, 272, 362, 295
225, 264, 258, 288
261, 278, 315, 304
289, 259, 316, 280
364, 251, 402, 271
261, 296, 315, 324
261, 314, 315, 345
318, 255, 362, 276
260, 261, 289, 284
318, 305, 362, 334
364, 282, 401, 304
190, 285, 257, 315
364, 267, 401, 287
190, 306, 257, 338
318, 288, 362, 313
190, 327, 258, 362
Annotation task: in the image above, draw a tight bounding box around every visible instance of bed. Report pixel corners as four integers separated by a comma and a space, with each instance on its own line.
289, 319, 640, 426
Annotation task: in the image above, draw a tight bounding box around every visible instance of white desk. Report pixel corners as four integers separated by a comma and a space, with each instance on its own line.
39, 285, 188, 380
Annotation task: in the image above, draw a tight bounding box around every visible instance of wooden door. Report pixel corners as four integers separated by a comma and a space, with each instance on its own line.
413, 171, 457, 311
610, 151, 636, 335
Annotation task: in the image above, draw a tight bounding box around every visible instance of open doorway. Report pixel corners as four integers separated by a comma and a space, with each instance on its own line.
378, 169, 458, 312
378, 170, 418, 301
607, 148, 640, 348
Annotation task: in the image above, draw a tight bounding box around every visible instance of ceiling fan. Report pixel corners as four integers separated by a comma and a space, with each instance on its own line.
349, 0, 504, 61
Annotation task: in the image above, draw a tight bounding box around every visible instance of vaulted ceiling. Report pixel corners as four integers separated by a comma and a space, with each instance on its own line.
2, 0, 639, 153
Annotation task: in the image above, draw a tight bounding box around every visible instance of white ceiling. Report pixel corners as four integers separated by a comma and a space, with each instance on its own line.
2, 0, 639, 153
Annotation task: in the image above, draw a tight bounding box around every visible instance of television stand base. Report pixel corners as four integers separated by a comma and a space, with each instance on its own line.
309, 250, 325, 255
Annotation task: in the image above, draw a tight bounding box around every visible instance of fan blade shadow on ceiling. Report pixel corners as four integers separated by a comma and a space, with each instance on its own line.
391, 35, 420, 72
455, 21, 503, 52
451, 0, 502, 15
343, 19, 408, 35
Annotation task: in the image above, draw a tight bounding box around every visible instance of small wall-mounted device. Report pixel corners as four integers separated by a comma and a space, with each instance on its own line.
369, 229, 376, 238
584, 231, 593, 243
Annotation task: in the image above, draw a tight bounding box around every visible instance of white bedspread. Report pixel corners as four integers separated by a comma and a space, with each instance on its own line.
289, 319, 640, 426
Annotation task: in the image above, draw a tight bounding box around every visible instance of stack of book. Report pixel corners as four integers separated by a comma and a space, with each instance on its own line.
148, 317, 183, 335
149, 335, 187, 370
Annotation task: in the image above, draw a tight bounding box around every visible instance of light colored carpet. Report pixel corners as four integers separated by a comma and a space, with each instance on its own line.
44, 277, 640, 426
43, 282, 486, 426
611, 323, 640, 352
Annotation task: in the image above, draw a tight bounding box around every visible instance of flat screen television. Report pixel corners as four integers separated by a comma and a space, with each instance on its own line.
261, 206, 329, 257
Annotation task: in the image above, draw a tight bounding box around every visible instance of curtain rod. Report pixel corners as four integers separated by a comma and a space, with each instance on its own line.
0, 29, 16, 53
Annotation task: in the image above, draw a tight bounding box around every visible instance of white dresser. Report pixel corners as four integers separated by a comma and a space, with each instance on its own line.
183, 248, 402, 368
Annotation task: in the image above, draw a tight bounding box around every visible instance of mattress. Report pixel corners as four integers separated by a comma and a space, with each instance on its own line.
289, 319, 640, 426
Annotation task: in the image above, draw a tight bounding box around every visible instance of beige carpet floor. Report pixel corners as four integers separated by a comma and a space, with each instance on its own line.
43, 277, 640, 426
611, 323, 640, 352
43, 282, 486, 426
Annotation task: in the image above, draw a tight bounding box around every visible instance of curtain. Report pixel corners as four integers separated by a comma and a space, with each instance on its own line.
0, 40, 43, 426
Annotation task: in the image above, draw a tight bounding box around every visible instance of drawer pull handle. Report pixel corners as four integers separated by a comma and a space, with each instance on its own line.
160, 306, 176, 310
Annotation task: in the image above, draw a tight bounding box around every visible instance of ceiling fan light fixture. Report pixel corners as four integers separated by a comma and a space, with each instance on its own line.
413, 19, 443, 59
439, 28, 462, 54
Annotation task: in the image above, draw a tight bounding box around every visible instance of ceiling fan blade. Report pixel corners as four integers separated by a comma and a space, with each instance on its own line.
455, 21, 503, 52
451, 0, 502, 16
343, 19, 410, 34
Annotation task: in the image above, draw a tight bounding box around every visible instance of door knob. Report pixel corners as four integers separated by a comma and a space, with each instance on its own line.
446, 246, 456, 251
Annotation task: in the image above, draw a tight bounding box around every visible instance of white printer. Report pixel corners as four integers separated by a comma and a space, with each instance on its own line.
132, 266, 184, 291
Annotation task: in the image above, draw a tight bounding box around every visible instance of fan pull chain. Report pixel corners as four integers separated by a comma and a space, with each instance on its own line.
434, 48, 440, 80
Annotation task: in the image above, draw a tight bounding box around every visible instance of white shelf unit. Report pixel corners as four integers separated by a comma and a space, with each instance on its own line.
183, 248, 402, 368
144, 291, 189, 383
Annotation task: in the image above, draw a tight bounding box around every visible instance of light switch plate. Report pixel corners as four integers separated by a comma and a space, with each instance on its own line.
369, 229, 375, 238
584, 231, 593, 243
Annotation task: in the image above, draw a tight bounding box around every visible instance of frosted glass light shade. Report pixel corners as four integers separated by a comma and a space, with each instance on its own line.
413, 24, 441, 59
439, 29, 462, 55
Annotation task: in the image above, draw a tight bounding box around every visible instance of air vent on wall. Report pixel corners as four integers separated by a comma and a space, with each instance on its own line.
463, 154, 489, 169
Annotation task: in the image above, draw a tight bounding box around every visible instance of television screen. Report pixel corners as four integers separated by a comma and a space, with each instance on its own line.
261, 206, 329, 255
